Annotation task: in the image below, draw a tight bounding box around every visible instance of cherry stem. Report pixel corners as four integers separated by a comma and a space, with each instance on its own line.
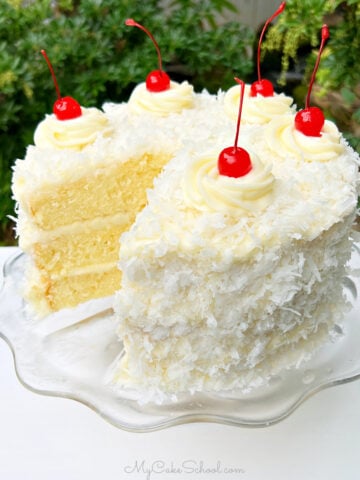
125, 18, 164, 73
40, 49, 61, 100
305, 24, 330, 109
256, 2, 286, 81
233, 78, 246, 149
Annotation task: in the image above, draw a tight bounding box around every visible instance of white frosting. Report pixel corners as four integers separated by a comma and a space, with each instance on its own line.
224, 84, 294, 124
265, 114, 345, 162
128, 81, 195, 116
183, 150, 275, 215
34, 107, 113, 150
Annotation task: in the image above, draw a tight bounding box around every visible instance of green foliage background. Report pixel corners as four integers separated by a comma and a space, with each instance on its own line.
0, 0, 254, 244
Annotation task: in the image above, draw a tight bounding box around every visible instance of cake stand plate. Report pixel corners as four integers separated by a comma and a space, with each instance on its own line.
1, 251, 360, 432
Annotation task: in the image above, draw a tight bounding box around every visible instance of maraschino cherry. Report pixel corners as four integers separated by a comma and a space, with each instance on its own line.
294, 24, 330, 137
218, 78, 252, 178
125, 19, 170, 92
250, 1, 286, 97
40, 49, 82, 121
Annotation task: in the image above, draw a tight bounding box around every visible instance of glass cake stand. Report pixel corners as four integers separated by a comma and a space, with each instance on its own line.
1, 250, 360, 432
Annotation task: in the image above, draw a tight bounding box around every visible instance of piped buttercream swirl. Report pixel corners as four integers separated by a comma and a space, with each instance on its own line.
265, 114, 345, 162
34, 107, 113, 150
129, 81, 195, 116
183, 150, 275, 215
224, 84, 293, 124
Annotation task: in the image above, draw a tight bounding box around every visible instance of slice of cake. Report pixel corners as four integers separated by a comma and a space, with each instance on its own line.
110, 110, 359, 398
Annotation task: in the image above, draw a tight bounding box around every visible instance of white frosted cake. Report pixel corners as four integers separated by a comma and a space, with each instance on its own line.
12, 77, 360, 400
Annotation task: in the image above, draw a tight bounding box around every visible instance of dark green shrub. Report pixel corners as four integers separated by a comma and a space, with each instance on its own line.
0, 0, 254, 244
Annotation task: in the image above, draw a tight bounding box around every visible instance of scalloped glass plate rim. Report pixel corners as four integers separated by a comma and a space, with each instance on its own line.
1, 250, 360, 432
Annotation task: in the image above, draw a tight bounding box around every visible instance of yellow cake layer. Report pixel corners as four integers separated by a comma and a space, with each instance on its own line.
24, 153, 172, 230
26, 265, 121, 315
32, 221, 127, 275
